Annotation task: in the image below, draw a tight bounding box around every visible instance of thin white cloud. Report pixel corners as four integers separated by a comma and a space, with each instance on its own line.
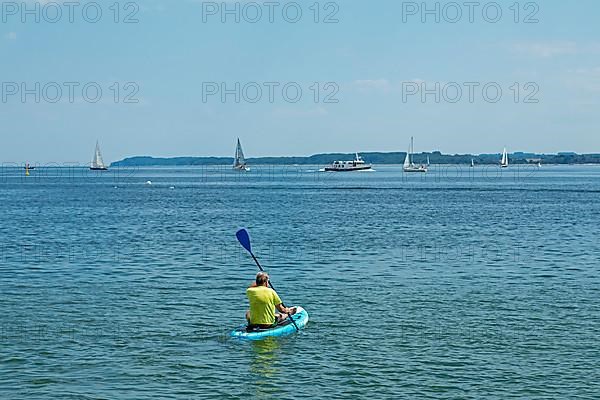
351, 78, 446, 94
271, 106, 328, 118
4, 32, 17, 41
511, 41, 600, 58
404, 78, 426, 85
354, 79, 391, 92
566, 67, 600, 93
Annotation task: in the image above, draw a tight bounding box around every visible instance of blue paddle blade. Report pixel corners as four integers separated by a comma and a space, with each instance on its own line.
236, 229, 252, 253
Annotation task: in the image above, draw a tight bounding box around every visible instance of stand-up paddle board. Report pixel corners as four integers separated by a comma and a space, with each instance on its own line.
231, 306, 309, 340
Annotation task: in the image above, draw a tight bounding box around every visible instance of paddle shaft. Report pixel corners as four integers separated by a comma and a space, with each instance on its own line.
249, 252, 300, 332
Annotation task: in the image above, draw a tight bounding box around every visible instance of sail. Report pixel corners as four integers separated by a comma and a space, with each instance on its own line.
404, 138, 415, 168
403, 152, 410, 168
410, 137, 414, 166
501, 148, 508, 167
234, 138, 246, 168
91, 141, 106, 169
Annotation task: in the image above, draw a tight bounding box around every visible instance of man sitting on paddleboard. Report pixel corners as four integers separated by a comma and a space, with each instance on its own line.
246, 272, 296, 329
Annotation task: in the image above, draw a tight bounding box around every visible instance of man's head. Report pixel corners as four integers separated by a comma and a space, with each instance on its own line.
256, 272, 269, 286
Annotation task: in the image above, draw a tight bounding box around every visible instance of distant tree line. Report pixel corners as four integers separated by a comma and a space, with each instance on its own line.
111, 152, 600, 167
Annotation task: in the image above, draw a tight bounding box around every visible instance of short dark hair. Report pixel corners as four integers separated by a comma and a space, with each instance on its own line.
256, 272, 269, 285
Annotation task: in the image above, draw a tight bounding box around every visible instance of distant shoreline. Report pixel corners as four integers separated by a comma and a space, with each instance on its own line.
111, 152, 600, 167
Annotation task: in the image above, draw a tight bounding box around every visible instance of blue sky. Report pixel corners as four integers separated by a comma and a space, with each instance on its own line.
1, 0, 599, 163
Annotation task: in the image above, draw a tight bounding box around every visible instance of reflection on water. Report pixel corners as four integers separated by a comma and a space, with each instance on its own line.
249, 337, 281, 397
250, 337, 280, 378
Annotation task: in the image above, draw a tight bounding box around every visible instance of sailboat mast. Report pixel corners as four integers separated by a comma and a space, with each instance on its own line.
235, 139, 240, 164
92, 141, 98, 167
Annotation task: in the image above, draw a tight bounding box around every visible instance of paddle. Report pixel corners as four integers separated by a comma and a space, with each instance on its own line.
236, 228, 299, 332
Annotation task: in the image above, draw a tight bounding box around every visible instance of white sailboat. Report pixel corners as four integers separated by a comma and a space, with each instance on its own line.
233, 138, 250, 171
500, 147, 509, 168
471, 159, 475, 168
90, 141, 108, 171
403, 137, 427, 173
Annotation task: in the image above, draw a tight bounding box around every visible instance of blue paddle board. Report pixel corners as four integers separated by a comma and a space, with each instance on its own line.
230, 306, 309, 340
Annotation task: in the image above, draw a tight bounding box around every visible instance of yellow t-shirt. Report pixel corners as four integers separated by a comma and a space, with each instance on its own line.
246, 286, 282, 325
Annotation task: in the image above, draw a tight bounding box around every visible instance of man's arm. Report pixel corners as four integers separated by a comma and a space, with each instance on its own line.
275, 303, 294, 314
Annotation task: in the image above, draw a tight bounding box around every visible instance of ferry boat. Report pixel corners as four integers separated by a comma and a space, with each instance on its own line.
324, 153, 373, 172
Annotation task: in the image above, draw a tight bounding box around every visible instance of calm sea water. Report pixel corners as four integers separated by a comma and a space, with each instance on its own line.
1, 165, 599, 399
